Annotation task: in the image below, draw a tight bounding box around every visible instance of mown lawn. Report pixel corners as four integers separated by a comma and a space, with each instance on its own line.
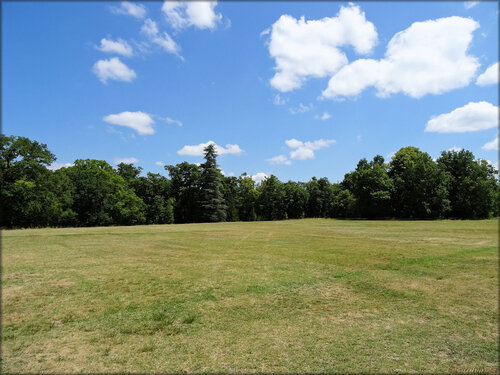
1, 219, 498, 373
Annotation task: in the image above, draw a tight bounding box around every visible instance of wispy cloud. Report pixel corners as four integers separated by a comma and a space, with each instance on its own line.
114, 157, 139, 165
464, 1, 479, 10
165, 117, 183, 127
315, 112, 331, 120
141, 18, 182, 58
111, 2, 146, 19
273, 94, 287, 106
289, 103, 313, 115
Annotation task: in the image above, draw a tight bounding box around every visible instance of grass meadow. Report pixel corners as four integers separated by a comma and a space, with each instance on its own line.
1, 219, 498, 373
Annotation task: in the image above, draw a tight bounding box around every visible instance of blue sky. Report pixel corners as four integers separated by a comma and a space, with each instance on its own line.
2, 1, 498, 183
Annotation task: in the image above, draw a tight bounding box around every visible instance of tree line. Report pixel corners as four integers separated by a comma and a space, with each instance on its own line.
1, 134, 498, 228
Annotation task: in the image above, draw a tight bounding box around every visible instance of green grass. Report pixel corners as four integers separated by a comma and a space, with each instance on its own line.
1, 219, 498, 373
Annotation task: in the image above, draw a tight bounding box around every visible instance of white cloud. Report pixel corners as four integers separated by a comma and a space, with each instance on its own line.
165, 117, 183, 127
141, 18, 182, 57
162, 1, 223, 30
464, 1, 479, 9
323, 16, 480, 99
96, 38, 133, 57
448, 146, 463, 152
112, 2, 147, 19
177, 141, 244, 156
476, 62, 499, 86
155, 161, 165, 166
482, 136, 499, 151
114, 157, 139, 165
103, 111, 155, 135
92, 57, 137, 84
385, 151, 396, 160
48, 162, 74, 171
425, 101, 498, 133
268, 155, 292, 165
251, 172, 268, 184
289, 103, 313, 115
285, 138, 335, 160
273, 94, 287, 105
264, 4, 378, 92
315, 112, 331, 120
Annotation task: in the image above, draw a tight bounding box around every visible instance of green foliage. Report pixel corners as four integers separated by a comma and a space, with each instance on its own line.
199, 144, 227, 222
237, 174, 258, 221
1, 134, 498, 228
343, 156, 393, 218
62, 159, 145, 226
165, 162, 201, 223
437, 150, 499, 218
257, 175, 287, 220
388, 147, 450, 219
329, 185, 357, 218
0, 135, 61, 227
283, 181, 308, 219
222, 176, 240, 221
131, 173, 173, 224
305, 177, 333, 218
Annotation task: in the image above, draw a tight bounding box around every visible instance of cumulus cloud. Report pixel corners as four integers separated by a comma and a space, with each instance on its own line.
315, 112, 331, 120
111, 2, 147, 19
141, 18, 181, 57
162, 1, 223, 30
476, 62, 499, 86
448, 146, 463, 152
96, 38, 133, 57
155, 161, 165, 166
114, 157, 139, 165
289, 103, 313, 115
177, 141, 243, 156
92, 57, 137, 83
482, 135, 499, 151
48, 162, 74, 171
285, 138, 335, 160
268, 155, 292, 165
323, 16, 480, 99
103, 111, 155, 135
251, 172, 268, 184
264, 4, 378, 92
165, 117, 183, 127
425, 101, 498, 133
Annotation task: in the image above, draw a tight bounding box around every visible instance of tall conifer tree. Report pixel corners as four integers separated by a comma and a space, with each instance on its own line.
199, 144, 227, 222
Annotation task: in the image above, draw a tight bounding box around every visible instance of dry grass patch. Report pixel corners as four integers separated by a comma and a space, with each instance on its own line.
2, 219, 498, 373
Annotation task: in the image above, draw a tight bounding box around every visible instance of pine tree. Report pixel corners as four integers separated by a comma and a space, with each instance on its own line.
199, 144, 227, 222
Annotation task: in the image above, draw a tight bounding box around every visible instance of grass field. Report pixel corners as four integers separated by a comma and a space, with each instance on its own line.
1, 219, 498, 373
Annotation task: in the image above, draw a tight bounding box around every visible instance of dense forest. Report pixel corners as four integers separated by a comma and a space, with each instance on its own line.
1, 134, 498, 228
